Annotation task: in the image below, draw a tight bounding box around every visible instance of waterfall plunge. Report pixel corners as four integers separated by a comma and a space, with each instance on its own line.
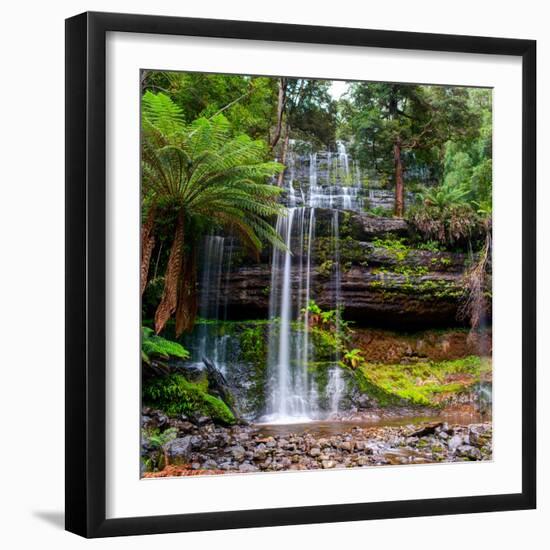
262, 143, 361, 424
188, 235, 233, 375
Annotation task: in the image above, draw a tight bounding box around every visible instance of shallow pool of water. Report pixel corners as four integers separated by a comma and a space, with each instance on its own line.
253, 412, 489, 438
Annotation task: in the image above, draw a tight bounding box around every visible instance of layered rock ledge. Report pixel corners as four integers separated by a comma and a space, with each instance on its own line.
219, 210, 489, 328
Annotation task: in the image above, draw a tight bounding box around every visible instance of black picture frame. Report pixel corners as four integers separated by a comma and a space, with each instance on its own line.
65, 11, 536, 538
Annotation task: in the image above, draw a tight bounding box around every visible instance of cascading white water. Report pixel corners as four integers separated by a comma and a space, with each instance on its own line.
263, 142, 362, 424
189, 235, 232, 373
327, 367, 345, 416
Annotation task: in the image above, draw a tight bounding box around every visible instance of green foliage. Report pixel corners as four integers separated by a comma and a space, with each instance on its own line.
141, 327, 189, 364
345, 84, 481, 184
141, 426, 178, 472
304, 301, 352, 361
418, 181, 469, 210
142, 90, 287, 332
142, 92, 285, 254
407, 202, 486, 248
317, 260, 334, 278
365, 206, 394, 217
143, 71, 278, 140
343, 348, 364, 369
441, 90, 493, 208
416, 240, 443, 252
372, 236, 410, 261
142, 426, 178, 450
284, 79, 339, 148
239, 324, 267, 365
143, 374, 235, 424
391, 264, 429, 277
303, 299, 322, 316
355, 356, 491, 407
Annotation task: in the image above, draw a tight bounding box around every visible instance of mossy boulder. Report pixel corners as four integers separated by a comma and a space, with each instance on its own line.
143, 373, 235, 425
353, 356, 491, 408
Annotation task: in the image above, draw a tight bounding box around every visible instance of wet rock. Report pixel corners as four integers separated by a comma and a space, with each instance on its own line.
141, 415, 151, 427
339, 441, 353, 452
202, 459, 219, 470
408, 422, 442, 438
164, 436, 193, 462
448, 435, 463, 452
239, 463, 259, 473
230, 445, 246, 462
354, 394, 374, 409
253, 443, 267, 461
469, 425, 491, 447
457, 445, 482, 461
309, 447, 322, 458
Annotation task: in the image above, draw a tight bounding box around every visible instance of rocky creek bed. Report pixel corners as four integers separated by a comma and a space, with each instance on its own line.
141, 407, 492, 477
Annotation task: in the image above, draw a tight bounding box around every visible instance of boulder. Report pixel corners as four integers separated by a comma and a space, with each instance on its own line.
164, 436, 193, 463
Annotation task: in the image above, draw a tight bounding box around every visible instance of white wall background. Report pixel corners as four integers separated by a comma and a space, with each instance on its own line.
0, 0, 546, 547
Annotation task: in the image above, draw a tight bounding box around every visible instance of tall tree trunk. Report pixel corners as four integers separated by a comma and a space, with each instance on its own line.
154, 210, 185, 334
270, 78, 287, 149
277, 125, 290, 187
140, 208, 156, 296
394, 138, 404, 217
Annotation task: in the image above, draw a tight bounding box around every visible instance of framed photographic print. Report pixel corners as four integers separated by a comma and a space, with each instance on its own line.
65, 11, 536, 538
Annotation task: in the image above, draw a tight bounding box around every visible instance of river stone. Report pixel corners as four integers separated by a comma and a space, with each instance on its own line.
457, 445, 482, 461
448, 435, 463, 452
253, 443, 267, 461
309, 447, 321, 457
339, 441, 353, 452
364, 443, 379, 455
230, 445, 246, 462
322, 460, 337, 469
164, 436, 193, 462
469, 425, 490, 446
202, 459, 219, 470
141, 415, 151, 427
239, 463, 258, 473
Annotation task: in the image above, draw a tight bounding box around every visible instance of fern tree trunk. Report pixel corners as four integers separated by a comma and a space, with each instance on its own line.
140, 208, 156, 296
155, 210, 185, 334
175, 245, 198, 336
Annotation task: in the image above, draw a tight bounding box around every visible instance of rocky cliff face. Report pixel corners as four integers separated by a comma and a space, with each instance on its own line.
220, 209, 490, 328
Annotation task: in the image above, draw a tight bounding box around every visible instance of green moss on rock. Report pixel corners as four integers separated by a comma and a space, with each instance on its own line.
143, 373, 235, 424
142, 327, 189, 362
354, 356, 491, 407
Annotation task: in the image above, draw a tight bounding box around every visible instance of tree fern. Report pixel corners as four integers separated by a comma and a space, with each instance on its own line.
141, 92, 285, 334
